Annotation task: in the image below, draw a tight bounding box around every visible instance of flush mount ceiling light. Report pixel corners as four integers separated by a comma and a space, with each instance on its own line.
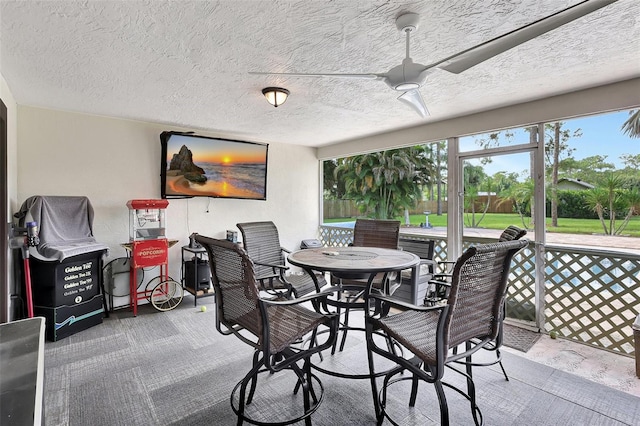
262, 87, 289, 107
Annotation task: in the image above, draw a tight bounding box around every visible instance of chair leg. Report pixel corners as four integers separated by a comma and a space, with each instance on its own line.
303, 364, 313, 426
236, 354, 264, 426
409, 374, 419, 407
294, 328, 320, 396
289, 360, 313, 426
495, 347, 509, 381
305, 358, 319, 404
366, 322, 383, 424
338, 305, 351, 352
434, 379, 449, 426
246, 351, 261, 404
465, 345, 482, 426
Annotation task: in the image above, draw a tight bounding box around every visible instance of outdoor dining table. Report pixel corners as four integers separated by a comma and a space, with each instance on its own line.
288, 246, 420, 379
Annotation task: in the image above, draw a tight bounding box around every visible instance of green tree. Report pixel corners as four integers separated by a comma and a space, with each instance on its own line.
491, 171, 520, 194
335, 147, 433, 219
620, 153, 640, 169
498, 178, 535, 229
463, 163, 491, 227
424, 141, 447, 215
558, 155, 614, 184
323, 159, 346, 199
617, 154, 640, 191
545, 122, 581, 227
621, 110, 640, 138
585, 173, 640, 235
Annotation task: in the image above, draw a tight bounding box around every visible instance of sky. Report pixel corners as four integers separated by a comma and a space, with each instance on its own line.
459, 109, 638, 177
166, 134, 267, 164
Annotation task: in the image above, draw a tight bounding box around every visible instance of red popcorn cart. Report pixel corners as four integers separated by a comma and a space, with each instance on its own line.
124, 199, 182, 315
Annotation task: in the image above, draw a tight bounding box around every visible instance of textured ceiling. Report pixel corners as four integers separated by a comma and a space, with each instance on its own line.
1, 1, 638, 147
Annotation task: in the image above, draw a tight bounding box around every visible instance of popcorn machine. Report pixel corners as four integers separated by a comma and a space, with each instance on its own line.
125, 199, 182, 315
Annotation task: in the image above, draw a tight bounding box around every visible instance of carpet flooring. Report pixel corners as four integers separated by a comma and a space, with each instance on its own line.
43, 298, 639, 425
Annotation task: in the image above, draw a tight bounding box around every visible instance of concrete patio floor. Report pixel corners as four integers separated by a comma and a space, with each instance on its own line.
503, 330, 640, 397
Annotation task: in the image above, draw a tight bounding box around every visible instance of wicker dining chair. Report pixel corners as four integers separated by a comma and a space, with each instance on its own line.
330, 219, 401, 352
365, 239, 529, 426
485, 225, 528, 379
237, 221, 322, 298
499, 225, 528, 242
430, 225, 527, 289
426, 225, 528, 381
195, 235, 338, 426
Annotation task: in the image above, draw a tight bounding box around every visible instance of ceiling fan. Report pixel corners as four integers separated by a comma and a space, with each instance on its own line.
250, 0, 617, 118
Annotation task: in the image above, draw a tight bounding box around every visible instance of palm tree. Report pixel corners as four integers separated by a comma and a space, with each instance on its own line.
616, 188, 640, 233
585, 187, 613, 235
585, 173, 639, 235
463, 163, 490, 227
621, 110, 640, 138
335, 147, 433, 220
498, 179, 535, 230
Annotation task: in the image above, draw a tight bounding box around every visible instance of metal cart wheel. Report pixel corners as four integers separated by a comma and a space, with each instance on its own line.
103, 257, 139, 297
150, 279, 184, 311
144, 275, 165, 302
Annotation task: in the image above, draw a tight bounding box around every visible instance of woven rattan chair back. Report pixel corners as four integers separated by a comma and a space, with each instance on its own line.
237, 221, 285, 283
196, 235, 263, 340
352, 219, 400, 249
499, 225, 527, 242
445, 239, 529, 350
237, 221, 319, 297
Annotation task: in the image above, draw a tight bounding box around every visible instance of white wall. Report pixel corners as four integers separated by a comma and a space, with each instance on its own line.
1, 73, 18, 321
16, 106, 321, 281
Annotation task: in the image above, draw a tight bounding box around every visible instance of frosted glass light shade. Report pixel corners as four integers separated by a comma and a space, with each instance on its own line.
262, 87, 289, 107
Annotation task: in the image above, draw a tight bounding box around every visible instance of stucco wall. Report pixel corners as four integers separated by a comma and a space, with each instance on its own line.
16, 106, 321, 283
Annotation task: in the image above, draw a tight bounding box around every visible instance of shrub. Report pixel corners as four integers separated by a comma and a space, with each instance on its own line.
546, 190, 598, 219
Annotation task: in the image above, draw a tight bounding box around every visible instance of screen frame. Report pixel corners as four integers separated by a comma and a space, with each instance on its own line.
160, 131, 269, 200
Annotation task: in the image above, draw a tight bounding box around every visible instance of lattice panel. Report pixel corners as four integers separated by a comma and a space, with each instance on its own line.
463, 237, 537, 323
544, 249, 640, 355
505, 246, 536, 322
318, 226, 640, 355
318, 226, 353, 247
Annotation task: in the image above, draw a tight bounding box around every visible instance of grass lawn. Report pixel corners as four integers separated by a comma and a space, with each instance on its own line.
324, 213, 640, 238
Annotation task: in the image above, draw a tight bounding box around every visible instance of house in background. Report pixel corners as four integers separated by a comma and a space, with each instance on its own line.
557, 178, 595, 191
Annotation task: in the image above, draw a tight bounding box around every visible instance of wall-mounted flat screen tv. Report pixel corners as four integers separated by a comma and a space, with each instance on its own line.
160, 131, 268, 200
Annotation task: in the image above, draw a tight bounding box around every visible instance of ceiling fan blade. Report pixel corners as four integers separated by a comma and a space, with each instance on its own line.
249, 71, 381, 80
397, 89, 429, 118
431, 0, 617, 74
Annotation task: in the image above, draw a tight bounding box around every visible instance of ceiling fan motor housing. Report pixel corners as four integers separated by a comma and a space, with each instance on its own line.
385, 59, 427, 91
396, 12, 420, 32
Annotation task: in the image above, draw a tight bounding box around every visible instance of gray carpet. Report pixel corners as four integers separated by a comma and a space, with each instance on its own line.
43, 298, 639, 425
502, 323, 541, 353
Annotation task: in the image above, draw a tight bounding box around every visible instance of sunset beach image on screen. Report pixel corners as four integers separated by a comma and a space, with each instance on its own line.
161, 133, 268, 200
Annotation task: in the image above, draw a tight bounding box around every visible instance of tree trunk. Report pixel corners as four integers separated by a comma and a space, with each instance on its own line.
436, 141, 443, 215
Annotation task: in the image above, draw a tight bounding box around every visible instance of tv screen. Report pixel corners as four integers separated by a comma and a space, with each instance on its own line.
160, 132, 268, 200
